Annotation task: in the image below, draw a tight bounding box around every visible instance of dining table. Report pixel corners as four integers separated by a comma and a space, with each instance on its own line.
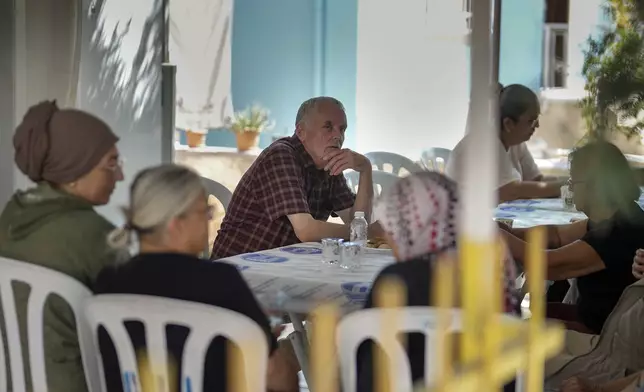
218, 197, 591, 386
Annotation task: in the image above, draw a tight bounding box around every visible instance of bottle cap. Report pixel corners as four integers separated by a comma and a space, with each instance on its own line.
354, 211, 365, 218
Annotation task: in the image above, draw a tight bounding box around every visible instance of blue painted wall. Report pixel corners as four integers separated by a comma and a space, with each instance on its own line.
498, 0, 545, 90
183, 0, 547, 147
194, 0, 358, 149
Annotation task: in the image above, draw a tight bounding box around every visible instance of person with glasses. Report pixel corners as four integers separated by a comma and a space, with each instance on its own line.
0, 100, 125, 392
500, 141, 644, 334
446, 83, 565, 203
97, 164, 300, 392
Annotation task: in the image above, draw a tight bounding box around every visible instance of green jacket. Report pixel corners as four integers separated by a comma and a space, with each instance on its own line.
0, 183, 122, 392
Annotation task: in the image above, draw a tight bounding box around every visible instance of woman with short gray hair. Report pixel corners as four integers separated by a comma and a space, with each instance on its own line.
96, 164, 300, 392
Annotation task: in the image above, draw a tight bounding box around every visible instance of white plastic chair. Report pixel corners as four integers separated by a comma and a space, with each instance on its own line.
364, 152, 424, 176
421, 148, 452, 173
344, 170, 400, 198
201, 177, 233, 256
81, 294, 268, 392
0, 257, 100, 392
336, 307, 523, 392
201, 176, 232, 211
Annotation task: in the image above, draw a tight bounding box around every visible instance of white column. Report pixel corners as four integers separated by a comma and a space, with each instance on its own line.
566, 0, 604, 95
355, 0, 470, 159
462, 0, 497, 241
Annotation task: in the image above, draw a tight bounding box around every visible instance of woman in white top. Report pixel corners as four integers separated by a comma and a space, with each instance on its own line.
446, 84, 565, 203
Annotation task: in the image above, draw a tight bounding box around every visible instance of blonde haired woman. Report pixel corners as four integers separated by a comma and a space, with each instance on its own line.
95, 164, 299, 392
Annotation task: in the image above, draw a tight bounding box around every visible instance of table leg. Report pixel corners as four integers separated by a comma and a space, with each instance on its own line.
288, 312, 312, 391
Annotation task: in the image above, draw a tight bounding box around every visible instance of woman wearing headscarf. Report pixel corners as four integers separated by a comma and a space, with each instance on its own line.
354, 171, 519, 392
0, 100, 125, 392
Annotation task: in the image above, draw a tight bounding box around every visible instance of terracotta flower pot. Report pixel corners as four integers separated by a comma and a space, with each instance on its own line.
186, 130, 206, 148
236, 131, 260, 151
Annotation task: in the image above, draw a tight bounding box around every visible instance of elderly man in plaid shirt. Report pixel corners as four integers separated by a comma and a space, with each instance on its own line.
211, 97, 383, 259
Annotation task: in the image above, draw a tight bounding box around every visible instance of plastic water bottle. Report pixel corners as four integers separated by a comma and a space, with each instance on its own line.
350, 211, 368, 247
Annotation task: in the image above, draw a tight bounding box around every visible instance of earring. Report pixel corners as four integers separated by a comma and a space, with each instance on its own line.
70, 182, 77, 188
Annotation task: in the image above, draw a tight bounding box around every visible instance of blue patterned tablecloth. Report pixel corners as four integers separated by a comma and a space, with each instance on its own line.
497, 193, 644, 228
220, 243, 394, 311
226, 197, 644, 312
495, 199, 586, 228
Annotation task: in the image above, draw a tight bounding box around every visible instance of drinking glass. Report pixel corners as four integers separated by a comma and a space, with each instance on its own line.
561, 185, 574, 210
340, 242, 362, 271
321, 238, 344, 264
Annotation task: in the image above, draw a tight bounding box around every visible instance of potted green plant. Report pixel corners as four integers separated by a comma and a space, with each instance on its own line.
226, 105, 275, 151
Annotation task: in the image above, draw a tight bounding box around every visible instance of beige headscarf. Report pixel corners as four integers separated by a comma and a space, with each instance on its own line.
13, 100, 119, 184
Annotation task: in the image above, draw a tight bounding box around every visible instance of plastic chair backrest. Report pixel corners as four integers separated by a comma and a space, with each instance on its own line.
81, 294, 268, 392
336, 307, 523, 392
421, 148, 452, 173
364, 152, 424, 176
344, 170, 400, 198
0, 257, 99, 392
201, 177, 232, 212
336, 307, 462, 392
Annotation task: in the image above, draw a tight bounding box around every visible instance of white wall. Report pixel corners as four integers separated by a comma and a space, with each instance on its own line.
3, 0, 166, 223
76, 0, 166, 223
355, 0, 470, 160
567, 0, 604, 95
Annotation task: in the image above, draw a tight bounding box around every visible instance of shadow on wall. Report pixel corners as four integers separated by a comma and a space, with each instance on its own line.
77, 0, 163, 136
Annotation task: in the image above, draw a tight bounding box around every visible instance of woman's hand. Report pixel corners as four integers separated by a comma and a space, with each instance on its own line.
560, 376, 600, 392
632, 249, 644, 279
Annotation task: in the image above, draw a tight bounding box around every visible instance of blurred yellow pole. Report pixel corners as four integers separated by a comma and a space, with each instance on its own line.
433, 257, 456, 392
526, 227, 547, 392
138, 352, 177, 392
460, 240, 495, 363
227, 342, 247, 392
311, 303, 339, 392
375, 278, 406, 392
483, 240, 505, 392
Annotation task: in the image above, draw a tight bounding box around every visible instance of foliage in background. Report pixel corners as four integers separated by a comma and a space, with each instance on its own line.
581, 0, 644, 141
226, 104, 275, 133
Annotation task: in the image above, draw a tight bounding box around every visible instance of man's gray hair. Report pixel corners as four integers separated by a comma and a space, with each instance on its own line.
295, 96, 345, 126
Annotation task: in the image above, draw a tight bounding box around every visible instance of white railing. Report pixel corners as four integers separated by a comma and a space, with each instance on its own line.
543, 23, 569, 88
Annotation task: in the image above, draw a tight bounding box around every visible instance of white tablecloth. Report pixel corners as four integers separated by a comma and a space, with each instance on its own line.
220, 243, 395, 311
495, 199, 586, 228
222, 199, 625, 312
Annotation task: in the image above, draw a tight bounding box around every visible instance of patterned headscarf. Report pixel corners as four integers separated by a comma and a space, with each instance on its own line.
373, 171, 519, 313
373, 171, 458, 261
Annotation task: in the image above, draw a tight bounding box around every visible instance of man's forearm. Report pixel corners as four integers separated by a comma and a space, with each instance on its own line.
354, 168, 374, 221
303, 220, 350, 242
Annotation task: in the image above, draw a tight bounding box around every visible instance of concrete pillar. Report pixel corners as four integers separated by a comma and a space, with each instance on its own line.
0, 0, 16, 207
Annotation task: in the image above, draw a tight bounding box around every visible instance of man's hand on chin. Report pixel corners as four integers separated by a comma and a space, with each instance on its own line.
323, 148, 371, 175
